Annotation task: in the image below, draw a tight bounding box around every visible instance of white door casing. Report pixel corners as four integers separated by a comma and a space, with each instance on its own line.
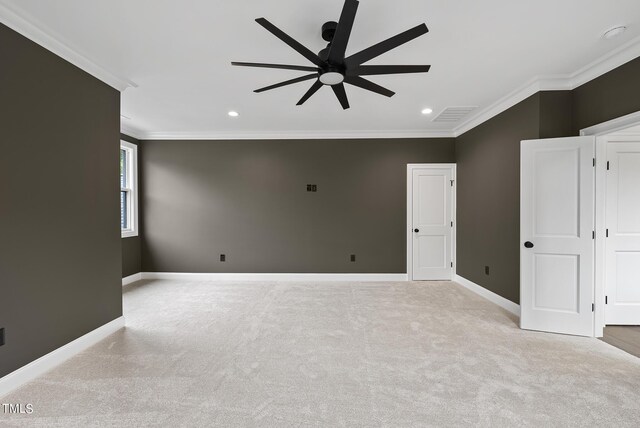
605, 141, 640, 325
408, 165, 454, 281
521, 137, 595, 337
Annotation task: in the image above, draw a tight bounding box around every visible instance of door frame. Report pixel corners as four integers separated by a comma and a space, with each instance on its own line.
406, 164, 457, 281
581, 111, 640, 337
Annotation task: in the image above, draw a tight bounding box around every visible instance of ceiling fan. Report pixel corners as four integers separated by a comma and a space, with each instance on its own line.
231, 0, 431, 110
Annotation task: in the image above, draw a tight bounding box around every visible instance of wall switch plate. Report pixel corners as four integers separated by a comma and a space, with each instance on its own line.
220, 254, 226, 262
307, 184, 317, 192
350, 254, 356, 262
0, 328, 5, 346
485, 266, 490, 275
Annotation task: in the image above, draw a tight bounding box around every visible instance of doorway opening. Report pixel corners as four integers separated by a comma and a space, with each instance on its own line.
582, 111, 640, 339
406, 164, 456, 281
519, 110, 640, 339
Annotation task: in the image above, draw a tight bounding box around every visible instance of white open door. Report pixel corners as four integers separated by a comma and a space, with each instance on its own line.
409, 165, 454, 281
521, 137, 595, 336
605, 141, 640, 325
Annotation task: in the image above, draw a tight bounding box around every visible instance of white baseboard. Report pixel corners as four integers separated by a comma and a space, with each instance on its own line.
0, 317, 125, 398
454, 275, 521, 317
141, 272, 409, 282
122, 273, 142, 286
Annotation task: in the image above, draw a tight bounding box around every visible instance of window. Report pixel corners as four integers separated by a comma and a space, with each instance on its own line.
120, 140, 138, 237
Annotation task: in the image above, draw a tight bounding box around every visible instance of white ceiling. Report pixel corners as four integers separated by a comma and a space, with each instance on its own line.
2, 0, 640, 139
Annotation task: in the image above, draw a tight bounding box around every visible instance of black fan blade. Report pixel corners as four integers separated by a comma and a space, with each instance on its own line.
232, 62, 319, 72
332, 83, 350, 110
327, 0, 359, 65
344, 76, 395, 97
348, 65, 431, 76
297, 80, 323, 105
345, 24, 428, 67
255, 18, 325, 67
255, 74, 319, 93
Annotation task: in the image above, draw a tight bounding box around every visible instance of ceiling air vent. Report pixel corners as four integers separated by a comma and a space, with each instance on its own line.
433, 106, 477, 123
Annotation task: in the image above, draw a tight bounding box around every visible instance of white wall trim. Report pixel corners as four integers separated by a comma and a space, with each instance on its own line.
0, 317, 125, 398
4, 0, 640, 138
122, 273, 142, 286
120, 124, 145, 141
120, 140, 139, 238
454, 34, 640, 138
454, 275, 521, 317
592, 134, 640, 338
0, 1, 136, 92
133, 27, 640, 142
130, 129, 456, 141
580, 110, 640, 137
141, 272, 409, 282
407, 164, 457, 281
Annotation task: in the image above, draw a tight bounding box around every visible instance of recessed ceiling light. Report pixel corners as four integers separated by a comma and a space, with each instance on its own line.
228, 111, 239, 117
421, 108, 433, 115
603, 26, 627, 39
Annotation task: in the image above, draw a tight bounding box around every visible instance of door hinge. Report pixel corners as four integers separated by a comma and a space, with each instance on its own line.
451, 221, 453, 227
605, 296, 608, 305
450, 180, 454, 187
606, 229, 609, 238
593, 158, 596, 167
592, 231, 595, 240
607, 161, 610, 170
451, 262, 453, 268
592, 303, 595, 312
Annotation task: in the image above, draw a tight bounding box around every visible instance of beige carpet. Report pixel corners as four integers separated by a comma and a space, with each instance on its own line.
2, 279, 640, 427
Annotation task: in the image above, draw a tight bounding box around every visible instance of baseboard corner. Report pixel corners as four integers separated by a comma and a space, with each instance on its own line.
0, 316, 125, 398
122, 272, 142, 286
453, 274, 521, 317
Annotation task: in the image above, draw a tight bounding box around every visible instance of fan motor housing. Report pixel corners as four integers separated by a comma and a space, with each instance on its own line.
322, 21, 338, 41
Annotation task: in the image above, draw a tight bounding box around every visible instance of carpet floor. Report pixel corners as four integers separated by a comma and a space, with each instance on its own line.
2, 279, 640, 427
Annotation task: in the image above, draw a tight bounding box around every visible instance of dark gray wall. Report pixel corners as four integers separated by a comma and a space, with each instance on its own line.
121, 134, 142, 278
573, 56, 640, 133
0, 24, 121, 378
141, 139, 455, 273
455, 94, 541, 304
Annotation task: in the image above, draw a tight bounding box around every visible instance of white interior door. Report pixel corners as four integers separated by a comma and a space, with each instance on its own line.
605, 141, 640, 325
411, 166, 453, 280
521, 137, 595, 336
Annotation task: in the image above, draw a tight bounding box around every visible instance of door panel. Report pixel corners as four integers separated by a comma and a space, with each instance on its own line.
533, 254, 580, 313
411, 167, 453, 280
417, 235, 446, 268
534, 148, 580, 237
417, 175, 446, 225
605, 142, 640, 324
521, 137, 594, 337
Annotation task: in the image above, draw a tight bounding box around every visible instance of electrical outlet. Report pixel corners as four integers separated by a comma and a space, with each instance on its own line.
306, 184, 317, 192
0, 328, 5, 346
485, 266, 490, 275
220, 254, 226, 262
350, 254, 356, 262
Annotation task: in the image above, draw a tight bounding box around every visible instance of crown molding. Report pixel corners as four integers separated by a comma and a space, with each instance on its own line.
570, 33, 640, 89
452, 76, 570, 137
120, 123, 146, 140
136, 129, 456, 141
137, 31, 640, 141
6, 0, 637, 139
454, 34, 640, 137
0, 1, 136, 92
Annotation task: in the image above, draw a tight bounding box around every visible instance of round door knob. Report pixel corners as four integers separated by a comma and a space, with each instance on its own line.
414, 229, 420, 233
524, 241, 534, 248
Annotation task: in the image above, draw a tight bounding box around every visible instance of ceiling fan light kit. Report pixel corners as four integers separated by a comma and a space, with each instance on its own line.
232, 0, 431, 110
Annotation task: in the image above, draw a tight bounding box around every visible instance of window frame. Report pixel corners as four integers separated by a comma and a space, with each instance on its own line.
120, 140, 139, 238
